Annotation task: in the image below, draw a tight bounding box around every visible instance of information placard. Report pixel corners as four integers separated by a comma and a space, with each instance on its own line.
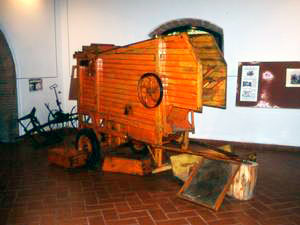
236, 62, 300, 109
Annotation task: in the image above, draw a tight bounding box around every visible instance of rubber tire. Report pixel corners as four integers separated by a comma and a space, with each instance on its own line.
75, 128, 101, 168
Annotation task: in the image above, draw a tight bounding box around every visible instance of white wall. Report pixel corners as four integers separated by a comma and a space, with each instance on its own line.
0, 0, 64, 127
0, 0, 57, 78
1, 0, 300, 146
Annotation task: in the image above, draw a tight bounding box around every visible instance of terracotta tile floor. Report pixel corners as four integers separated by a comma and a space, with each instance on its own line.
1, 134, 300, 225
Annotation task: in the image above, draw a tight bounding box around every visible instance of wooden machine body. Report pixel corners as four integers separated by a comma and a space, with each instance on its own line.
73, 33, 227, 167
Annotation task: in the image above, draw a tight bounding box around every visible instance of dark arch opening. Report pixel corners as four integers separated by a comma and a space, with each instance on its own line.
149, 18, 224, 52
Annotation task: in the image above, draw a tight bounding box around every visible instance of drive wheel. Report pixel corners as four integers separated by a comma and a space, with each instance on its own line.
137, 73, 163, 108
75, 129, 101, 168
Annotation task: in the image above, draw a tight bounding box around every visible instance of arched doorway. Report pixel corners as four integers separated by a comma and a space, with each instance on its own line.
0, 30, 18, 142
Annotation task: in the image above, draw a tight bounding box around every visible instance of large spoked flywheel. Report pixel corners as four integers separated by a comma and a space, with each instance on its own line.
137, 73, 163, 108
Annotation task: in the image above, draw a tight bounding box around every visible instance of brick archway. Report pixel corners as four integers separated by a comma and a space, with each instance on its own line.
149, 18, 224, 52
0, 30, 18, 142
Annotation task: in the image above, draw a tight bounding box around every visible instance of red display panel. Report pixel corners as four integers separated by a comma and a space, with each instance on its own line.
236, 61, 300, 108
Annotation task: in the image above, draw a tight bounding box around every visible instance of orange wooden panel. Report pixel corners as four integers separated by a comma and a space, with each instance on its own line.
164, 49, 192, 55
167, 106, 192, 131
100, 92, 137, 104
81, 98, 96, 105
102, 53, 155, 61
127, 125, 157, 144
101, 107, 156, 127
163, 54, 195, 62
75, 32, 227, 149
103, 63, 155, 72
108, 115, 156, 132
102, 156, 152, 175
117, 38, 156, 49
167, 82, 197, 91
48, 146, 87, 168
165, 78, 198, 89
161, 60, 198, 68
102, 59, 156, 66
189, 34, 226, 108
160, 66, 197, 73
102, 43, 155, 56
101, 104, 156, 120
163, 42, 189, 49
102, 77, 137, 87
166, 90, 198, 100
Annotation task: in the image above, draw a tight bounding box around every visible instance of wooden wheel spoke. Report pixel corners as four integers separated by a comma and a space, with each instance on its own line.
150, 94, 158, 102
140, 83, 148, 89
151, 86, 159, 94
144, 95, 151, 106
150, 78, 155, 89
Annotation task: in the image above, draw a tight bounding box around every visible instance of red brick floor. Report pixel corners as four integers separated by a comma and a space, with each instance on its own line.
1, 136, 300, 225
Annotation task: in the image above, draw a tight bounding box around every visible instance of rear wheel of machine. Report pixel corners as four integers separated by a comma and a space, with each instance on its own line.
130, 140, 148, 155
75, 128, 101, 168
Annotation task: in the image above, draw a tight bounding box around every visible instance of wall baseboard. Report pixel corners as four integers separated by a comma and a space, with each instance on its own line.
191, 138, 300, 152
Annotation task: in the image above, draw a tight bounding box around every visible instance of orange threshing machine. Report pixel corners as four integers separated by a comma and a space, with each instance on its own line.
72, 31, 227, 171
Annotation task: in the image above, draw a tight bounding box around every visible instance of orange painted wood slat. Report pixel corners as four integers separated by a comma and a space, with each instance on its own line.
102, 77, 137, 87
194, 48, 220, 56
101, 110, 156, 126
102, 59, 156, 66
101, 53, 155, 61
166, 80, 197, 88
162, 54, 194, 62
160, 66, 198, 74
160, 60, 197, 68
101, 68, 147, 78
102, 72, 141, 81
163, 42, 189, 49
100, 101, 156, 117
100, 91, 137, 102
164, 49, 192, 55
166, 90, 198, 100
103, 63, 155, 72
160, 72, 198, 80
111, 47, 157, 55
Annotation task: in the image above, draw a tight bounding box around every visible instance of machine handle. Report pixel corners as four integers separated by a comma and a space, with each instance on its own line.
50, 83, 58, 89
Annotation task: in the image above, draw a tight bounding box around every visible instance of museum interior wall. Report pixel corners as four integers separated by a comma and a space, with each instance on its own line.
0, 0, 299, 146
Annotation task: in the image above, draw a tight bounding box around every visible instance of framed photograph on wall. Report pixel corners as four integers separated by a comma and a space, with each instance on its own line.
286, 68, 300, 87
29, 78, 43, 92
240, 65, 260, 102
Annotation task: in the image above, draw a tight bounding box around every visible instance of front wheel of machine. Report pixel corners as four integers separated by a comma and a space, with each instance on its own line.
75, 129, 101, 169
